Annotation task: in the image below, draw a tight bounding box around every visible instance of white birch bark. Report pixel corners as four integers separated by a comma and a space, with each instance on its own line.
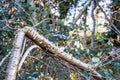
5, 29, 25, 80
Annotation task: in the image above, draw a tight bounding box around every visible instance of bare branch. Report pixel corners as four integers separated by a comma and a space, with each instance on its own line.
90, 0, 96, 48
0, 51, 11, 67
6, 27, 102, 80
100, 50, 120, 67
95, 0, 120, 35
13, 1, 35, 26
18, 45, 40, 71
23, 27, 102, 79
33, 18, 53, 28
0, 7, 13, 29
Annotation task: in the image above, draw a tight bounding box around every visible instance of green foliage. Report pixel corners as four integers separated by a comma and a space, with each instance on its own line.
111, 0, 120, 6
1, 0, 120, 80
59, 0, 78, 19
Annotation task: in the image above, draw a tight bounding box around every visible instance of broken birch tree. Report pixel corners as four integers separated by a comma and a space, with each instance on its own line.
5, 27, 102, 80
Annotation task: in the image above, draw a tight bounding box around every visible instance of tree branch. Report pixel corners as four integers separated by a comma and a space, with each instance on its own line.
18, 45, 40, 71
95, 0, 120, 35
6, 27, 102, 80
23, 27, 102, 79
0, 51, 11, 67
90, 0, 96, 48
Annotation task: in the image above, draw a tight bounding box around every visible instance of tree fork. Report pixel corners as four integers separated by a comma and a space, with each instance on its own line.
6, 27, 102, 80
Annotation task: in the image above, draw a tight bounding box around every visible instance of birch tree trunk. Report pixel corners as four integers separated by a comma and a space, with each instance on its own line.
6, 27, 102, 80
5, 29, 25, 80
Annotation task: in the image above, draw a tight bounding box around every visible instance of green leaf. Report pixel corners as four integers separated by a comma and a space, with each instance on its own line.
69, 73, 76, 80
57, 34, 67, 40
37, 61, 43, 66
104, 69, 109, 77
27, 76, 36, 80
57, 20, 64, 26
92, 57, 100, 63
20, 72, 28, 79
48, 36, 56, 42
31, 72, 39, 78
29, 5, 36, 11
74, 41, 80, 48
41, 21, 47, 28
20, 0, 25, 2
107, 41, 113, 46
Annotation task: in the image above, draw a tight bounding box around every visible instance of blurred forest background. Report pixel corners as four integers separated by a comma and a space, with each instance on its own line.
0, 0, 120, 80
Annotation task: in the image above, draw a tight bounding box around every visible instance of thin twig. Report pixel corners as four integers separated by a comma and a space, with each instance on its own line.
20, 37, 27, 56
18, 45, 40, 71
0, 51, 11, 67
13, 1, 35, 26
54, 57, 88, 80
0, 7, 13, 29
95, 0, 120, 35
33, 18, 53, 28
100, 52, 120, 67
